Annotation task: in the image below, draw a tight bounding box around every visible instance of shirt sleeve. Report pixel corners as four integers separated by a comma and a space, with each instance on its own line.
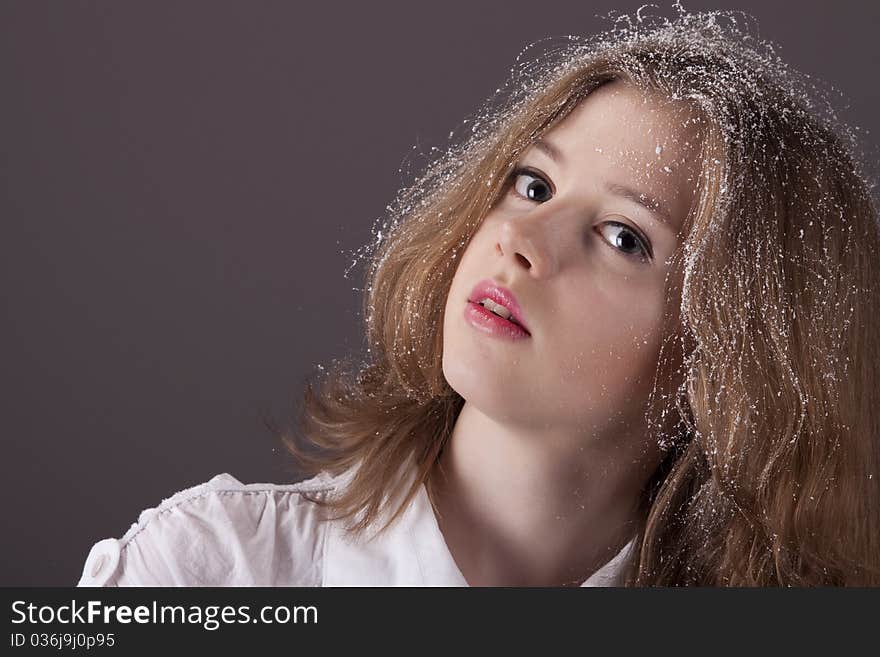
77, 472, 336, 587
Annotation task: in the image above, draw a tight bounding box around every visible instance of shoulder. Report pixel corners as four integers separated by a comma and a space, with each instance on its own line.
77, 470, 348, 587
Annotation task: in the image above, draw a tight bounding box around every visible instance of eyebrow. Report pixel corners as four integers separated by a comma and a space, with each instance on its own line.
604, 182, 674, 228
532, 137, 566, 165
531, 137, 675, 228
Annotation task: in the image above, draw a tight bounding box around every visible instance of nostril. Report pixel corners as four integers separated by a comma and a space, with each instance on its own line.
515, 253, 531, 268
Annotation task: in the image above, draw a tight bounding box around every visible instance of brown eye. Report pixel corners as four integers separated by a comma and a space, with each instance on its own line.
510, 168, 553, 202
597, 221, 652, 262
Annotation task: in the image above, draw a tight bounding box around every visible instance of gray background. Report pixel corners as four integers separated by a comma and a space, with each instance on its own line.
1, 1, 877, 586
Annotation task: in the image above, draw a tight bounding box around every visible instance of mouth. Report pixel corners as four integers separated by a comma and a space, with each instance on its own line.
465, 300, 531, 339
467, 279, 531, 336
470, 299, 526, 328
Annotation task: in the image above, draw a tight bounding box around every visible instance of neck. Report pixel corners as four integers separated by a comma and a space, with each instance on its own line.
427, 401, 662, 586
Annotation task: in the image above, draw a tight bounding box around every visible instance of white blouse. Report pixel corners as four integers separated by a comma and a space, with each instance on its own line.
77, 467, 635, 587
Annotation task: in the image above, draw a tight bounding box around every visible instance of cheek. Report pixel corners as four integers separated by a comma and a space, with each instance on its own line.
443, 230, 489, 314
441, 244, 478, 363
547, 283, 668, 399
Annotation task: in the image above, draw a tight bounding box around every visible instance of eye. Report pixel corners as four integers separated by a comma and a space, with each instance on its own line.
597, 221, 652, 262
506, 166, 653, 264
509, 167, 554, 203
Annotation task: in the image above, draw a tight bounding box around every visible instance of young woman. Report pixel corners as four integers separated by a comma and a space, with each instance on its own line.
78, 8, 880, 587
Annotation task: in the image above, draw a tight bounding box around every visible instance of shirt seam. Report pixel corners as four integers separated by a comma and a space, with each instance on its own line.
117, 484, 337, 557
409, 525, 429, 584
320, 514, 331, 587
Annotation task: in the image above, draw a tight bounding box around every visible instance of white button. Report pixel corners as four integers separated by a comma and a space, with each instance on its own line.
78, 538, 121, 587
90, 554, 108, 577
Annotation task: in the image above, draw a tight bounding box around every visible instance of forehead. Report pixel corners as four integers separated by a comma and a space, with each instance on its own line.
548, 80, 704, 161
533, 80, 705, 231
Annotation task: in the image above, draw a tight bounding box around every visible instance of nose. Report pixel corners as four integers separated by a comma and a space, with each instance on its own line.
495, 211, 559, 278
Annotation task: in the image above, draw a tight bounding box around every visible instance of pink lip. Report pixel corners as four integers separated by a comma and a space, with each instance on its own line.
467, 279, 531, 335
464, 302, 531, 340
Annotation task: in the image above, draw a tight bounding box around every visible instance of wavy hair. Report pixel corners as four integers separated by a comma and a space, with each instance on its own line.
278, 7, 880, 585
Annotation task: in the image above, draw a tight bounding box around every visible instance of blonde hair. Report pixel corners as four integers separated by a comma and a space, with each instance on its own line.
278, 8, 880, 585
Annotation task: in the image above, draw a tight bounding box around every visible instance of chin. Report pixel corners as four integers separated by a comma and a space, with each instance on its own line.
440, 349, 466, 399
442, 353, 522, 417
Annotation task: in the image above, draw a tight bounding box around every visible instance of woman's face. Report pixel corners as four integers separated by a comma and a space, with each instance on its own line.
442, 80, 703, 443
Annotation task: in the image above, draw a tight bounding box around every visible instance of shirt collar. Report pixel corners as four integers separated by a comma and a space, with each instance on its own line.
323, 467, 635, 587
